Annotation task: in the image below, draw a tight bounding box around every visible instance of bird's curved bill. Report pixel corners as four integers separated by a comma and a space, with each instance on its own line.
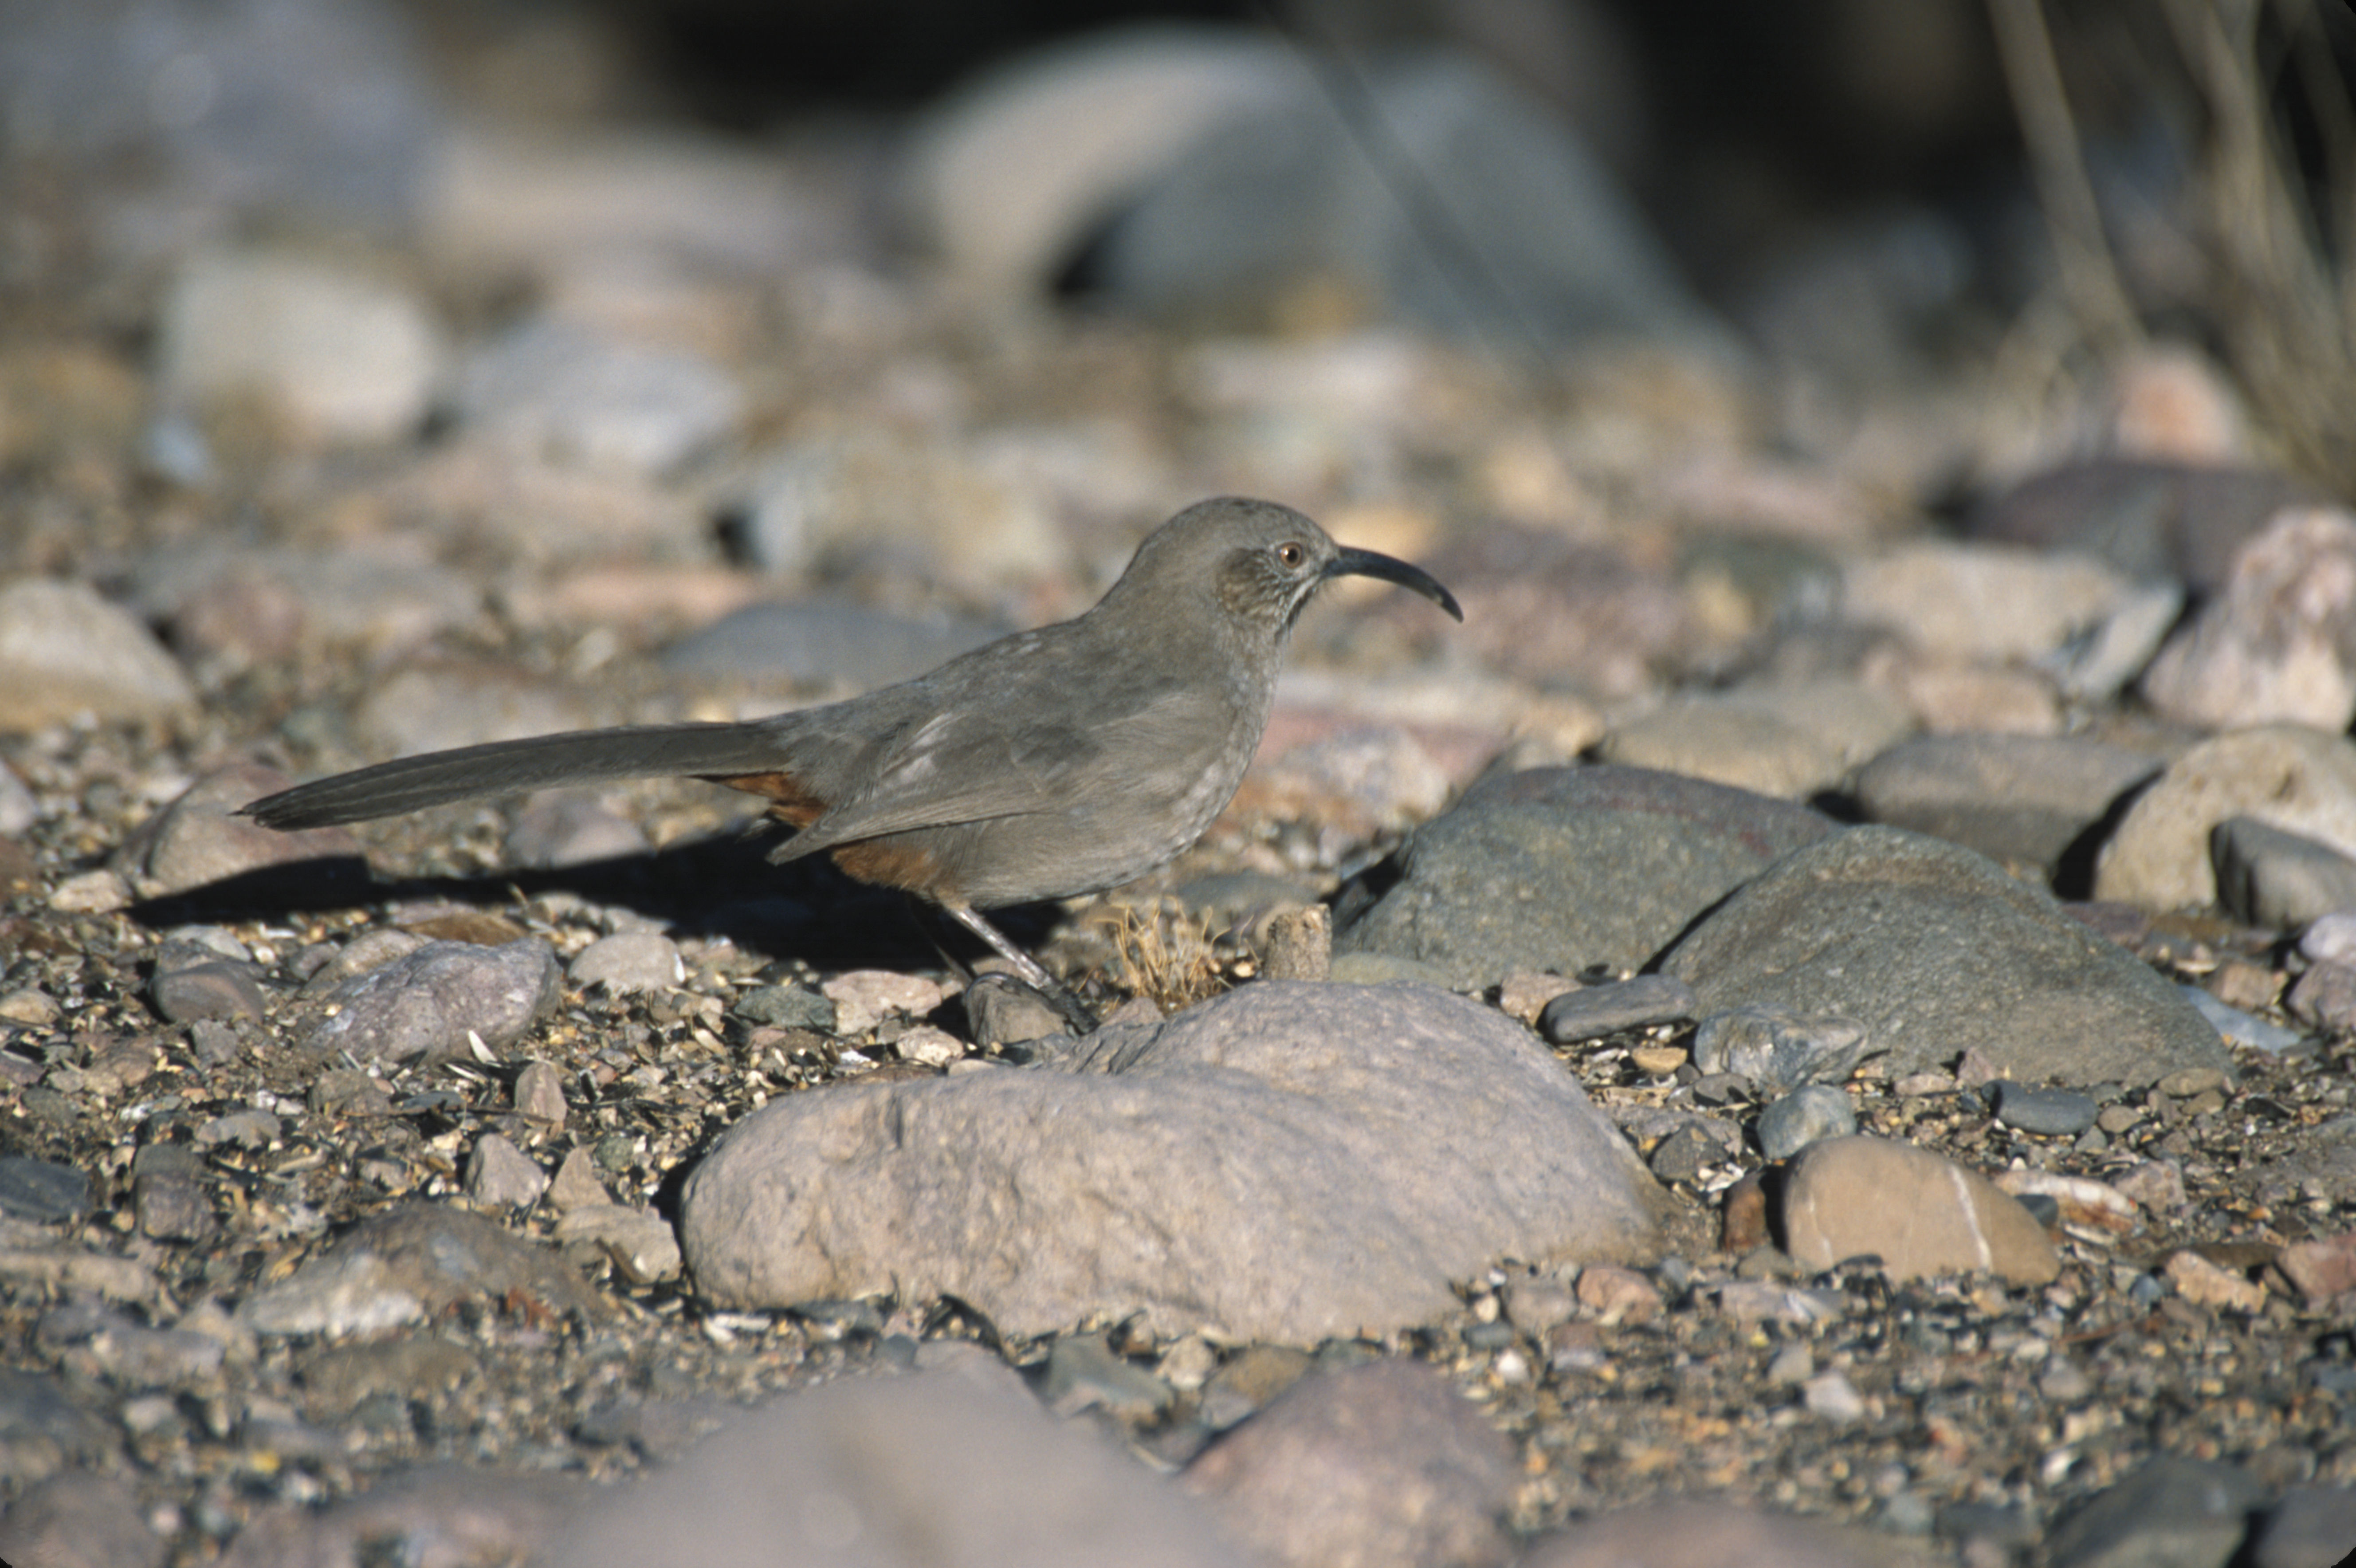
1326, 547, 1465, 621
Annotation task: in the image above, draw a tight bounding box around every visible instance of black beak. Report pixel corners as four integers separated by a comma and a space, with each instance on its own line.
1325, 546, 1465, 621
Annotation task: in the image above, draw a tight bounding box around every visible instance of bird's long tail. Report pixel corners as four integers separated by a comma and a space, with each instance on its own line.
242, 723, 794, 829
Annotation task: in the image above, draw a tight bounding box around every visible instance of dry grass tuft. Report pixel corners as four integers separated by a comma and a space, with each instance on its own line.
1095, 899, 1229, 1014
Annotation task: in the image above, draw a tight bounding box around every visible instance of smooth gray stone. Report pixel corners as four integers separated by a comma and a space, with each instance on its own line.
1991, 1082, 2100, 1136
2212, 815, 2356, 929
1665, 826, 2231, 1087
2043, 1455, 2262, 1568
1537, 975, 1696, 1044
1853, 733, 2165, 870
1690, 1004, 1878, 1094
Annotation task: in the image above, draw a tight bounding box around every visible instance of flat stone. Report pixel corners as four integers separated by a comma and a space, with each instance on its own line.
568, 931, 682, 995
1665, 826, 2229, 1086
2097, 724, 2356, 911
1781, 1136, 2059, 1284
1537, 975, 1696, 1043
1183, 1360, 1516, 1568
2288, 962, 2356, 1030
682, 982, 1671, 1343
0, 578, 196, 731
2043, 1455, 2263, 1568
1842, 541, 2134, 663
1992, 1082, 2100, 1136
1853, 732, 2166, 871
451, 316, 741, 476
298, 938, 561, 1067
731, 984, 835, 1031
1689, 1004, 1877, 1093
538, 1351, 1237, 1568
1337, 765, 1837, 986
151, 960, 269, 1025
2212, 815, 2356, 929
237, 1203, 607, 1338
821, 971, 950, 1036
1595, 700, 1848, 799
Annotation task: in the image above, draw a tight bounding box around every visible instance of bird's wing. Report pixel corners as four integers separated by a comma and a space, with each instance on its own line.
770, 685, 1233, 863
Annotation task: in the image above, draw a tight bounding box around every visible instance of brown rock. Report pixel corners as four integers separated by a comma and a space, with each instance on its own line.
1184, 1360, 1516, 1568
117, 762, 365, 899
2272, 1231, 2356, 1305
1781, 1136, 2059, 1285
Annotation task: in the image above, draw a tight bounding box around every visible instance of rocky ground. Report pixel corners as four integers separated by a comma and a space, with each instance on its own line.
4, 4, 2356, 1568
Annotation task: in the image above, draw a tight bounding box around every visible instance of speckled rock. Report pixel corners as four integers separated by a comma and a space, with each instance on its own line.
1665, 826, 2228, 1086
1336, 766, 1837, 986
681, 982, 1670, 1342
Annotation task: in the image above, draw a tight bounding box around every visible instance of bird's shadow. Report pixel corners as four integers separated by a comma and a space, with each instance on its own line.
127, 831, 1056, 978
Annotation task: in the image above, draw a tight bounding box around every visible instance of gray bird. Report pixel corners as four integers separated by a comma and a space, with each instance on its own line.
245, 496, 1462, 1027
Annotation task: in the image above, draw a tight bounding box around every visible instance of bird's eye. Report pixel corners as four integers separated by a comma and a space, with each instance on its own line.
1275, 542, 1306, 569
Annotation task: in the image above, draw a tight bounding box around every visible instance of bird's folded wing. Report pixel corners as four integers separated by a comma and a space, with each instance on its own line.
770, 686, 1232, 862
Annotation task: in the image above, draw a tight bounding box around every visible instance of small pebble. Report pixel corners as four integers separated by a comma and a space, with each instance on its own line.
1538, 975, 1696, 1044
1992, 1082, 2100, 1136
1755, 1084, 1857, 1159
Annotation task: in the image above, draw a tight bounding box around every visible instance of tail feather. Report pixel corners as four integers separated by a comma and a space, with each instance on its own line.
243, 722, 793, 829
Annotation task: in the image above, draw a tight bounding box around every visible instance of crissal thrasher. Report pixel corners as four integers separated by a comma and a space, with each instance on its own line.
245, 497, 1464, 1029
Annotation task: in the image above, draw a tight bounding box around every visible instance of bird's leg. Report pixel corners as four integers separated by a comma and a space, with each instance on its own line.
939, 901, 1099, 1034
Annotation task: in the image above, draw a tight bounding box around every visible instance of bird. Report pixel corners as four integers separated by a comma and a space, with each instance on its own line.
244, 497, 1463, 1029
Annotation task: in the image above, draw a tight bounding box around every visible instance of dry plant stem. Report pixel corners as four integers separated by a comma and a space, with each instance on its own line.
1987, 0, 2144, 358
2165, 0, 2356, 491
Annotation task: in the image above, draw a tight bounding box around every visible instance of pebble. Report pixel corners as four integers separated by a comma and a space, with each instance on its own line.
514, 1060, 568, 1125
1842, 540, 2133, 663
2273, 1233, 2356, 1305
2164, 1250, 2267, 1312
0, 578, 195, 731
821, 970, 950, 1036
556, 1205, 683, 1284
465, 1133, 550, 1209
1802, 1370, 1865, 1421
960, 975, 1069, 1048
1500, 1276, 1577, 1335
0, 762, 37, 834
1537, 974, 1696, 1044
156, 248, 444, 444
1496, 971, 1582, 1026
1595, 698, 1849, 798
731, 984, 836, 1031
150, 959, 269, 1024
2180, 984, 2306, 1054
1573, 1265, 1661, 1324
2140, 507, 2356, 732
300, 938, 562, 1067
1755, 1085, 1858, 1159
2299, 912, 2356, 963
568, 931, 683, 995
452, 316, 742, 476
1041, 1334, 1171, 1420
1782, 1136, 2058, 1285
2286, 962, 2356, 1031
1689, 1004, 1876, 1094
1991, 1082, 2100, 1136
